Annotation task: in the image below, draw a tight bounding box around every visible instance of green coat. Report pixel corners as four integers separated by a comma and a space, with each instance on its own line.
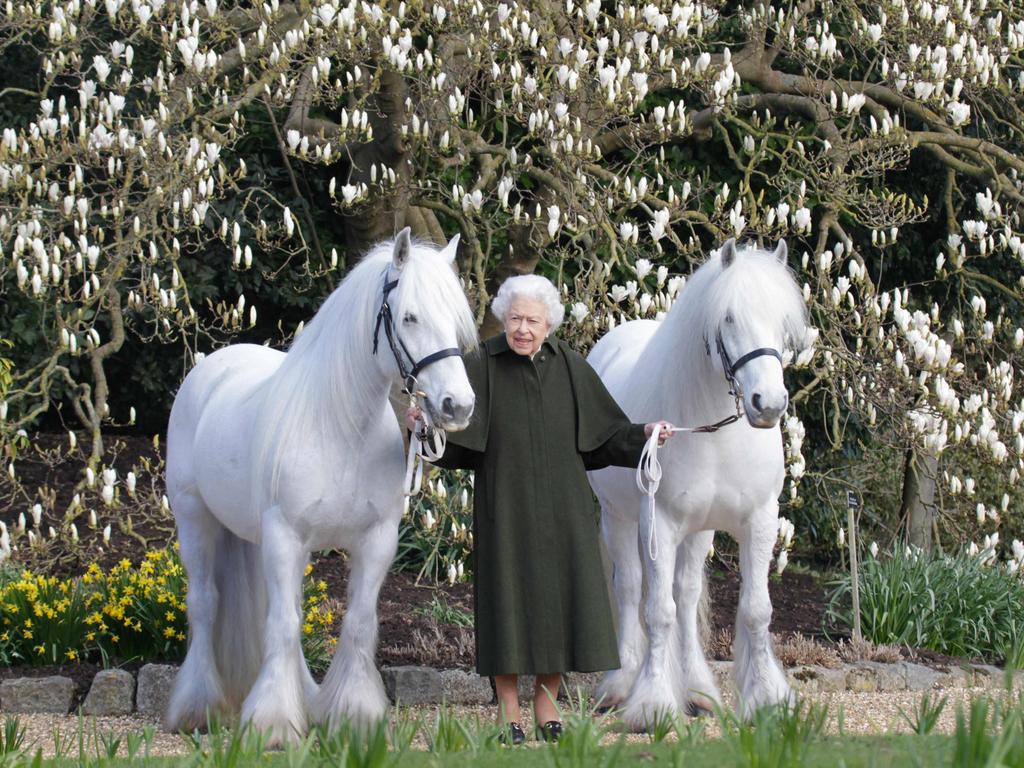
433, 333, 647, 676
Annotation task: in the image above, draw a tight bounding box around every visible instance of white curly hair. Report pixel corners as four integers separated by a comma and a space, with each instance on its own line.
491, 274, 565, 333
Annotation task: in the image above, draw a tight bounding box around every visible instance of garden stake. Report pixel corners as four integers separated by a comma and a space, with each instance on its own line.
847, 490, 862, 643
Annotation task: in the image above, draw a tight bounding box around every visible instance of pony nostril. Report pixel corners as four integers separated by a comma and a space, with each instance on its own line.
441, 396, 455, 418
752, 393, 763, 412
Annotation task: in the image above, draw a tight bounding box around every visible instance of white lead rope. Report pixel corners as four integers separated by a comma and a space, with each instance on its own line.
636, 424, 681, 562
403, 411, 447, 512
635, 407, 746, 561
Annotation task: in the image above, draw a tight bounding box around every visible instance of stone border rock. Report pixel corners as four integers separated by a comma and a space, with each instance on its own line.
1, 662, 1021, 722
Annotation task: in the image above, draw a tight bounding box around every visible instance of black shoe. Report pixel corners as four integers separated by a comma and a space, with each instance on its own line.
537, 720, 563, 743
500, 721, 526, 746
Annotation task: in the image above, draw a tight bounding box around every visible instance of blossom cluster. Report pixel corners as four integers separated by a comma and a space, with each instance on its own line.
0, 547, 335, 666
864, 535, 1024, 582
398, 470, 473, 586
0, 549, 186, 664
2, 0, 1024, 571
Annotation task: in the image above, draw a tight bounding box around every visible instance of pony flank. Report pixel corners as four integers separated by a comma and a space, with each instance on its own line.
588, 239, 809, 731
164, 229, 476, 746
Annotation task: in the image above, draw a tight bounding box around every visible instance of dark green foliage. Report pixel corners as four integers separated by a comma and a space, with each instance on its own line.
900, 693, 949, 737
393, 470, 473, 584
714, 699, 830, 768
827, 546, 1024, 663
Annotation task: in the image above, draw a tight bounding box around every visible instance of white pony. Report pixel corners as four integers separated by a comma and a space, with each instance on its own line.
587, 238, 808, 730
164, 229, 477, 744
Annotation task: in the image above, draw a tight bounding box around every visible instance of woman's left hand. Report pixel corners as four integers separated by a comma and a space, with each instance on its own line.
644, 421, 675, 446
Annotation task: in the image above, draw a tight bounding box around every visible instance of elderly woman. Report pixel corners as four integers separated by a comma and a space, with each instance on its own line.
406, 275, 673, 744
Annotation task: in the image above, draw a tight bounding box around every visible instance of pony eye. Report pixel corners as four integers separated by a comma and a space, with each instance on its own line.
725, 313, 735, 324
403, 312, 418, 324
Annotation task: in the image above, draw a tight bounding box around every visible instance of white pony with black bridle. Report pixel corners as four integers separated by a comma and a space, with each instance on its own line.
164, 229, 476, 744
587, 238, 809, 730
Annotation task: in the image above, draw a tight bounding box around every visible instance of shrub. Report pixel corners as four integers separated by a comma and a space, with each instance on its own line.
827, 546, 1024, 664
414, 594, 473, 628
0, 547, 335, 669
82, 549, 188, 663
300, 565, 337, 675
0, 568, 91, 665
394, 469, 473, 585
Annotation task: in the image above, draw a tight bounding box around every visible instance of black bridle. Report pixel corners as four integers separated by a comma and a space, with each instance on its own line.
372, 272, 461, 395
698, 330, 783, 432
714, 330, 783, 393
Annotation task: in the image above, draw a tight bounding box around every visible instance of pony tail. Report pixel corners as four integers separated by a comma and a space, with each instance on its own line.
697, 567, 711, 649
212, 531, 267, 708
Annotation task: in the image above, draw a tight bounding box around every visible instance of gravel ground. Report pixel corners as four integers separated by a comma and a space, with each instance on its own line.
3, 685, 1017, 758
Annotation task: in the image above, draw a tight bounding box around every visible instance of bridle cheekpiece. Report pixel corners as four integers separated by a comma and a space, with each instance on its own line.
372, 271, 461, 396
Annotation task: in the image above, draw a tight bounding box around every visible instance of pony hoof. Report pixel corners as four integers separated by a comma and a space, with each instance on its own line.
626, 717, 659, 735
685, 701, 714, 718
593, 693, 624, 715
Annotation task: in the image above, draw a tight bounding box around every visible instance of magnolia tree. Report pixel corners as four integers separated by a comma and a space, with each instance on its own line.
2, 0, 1024, 570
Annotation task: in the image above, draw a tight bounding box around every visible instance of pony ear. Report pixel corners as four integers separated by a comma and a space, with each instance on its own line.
392, 227, 412, 269
773, 239, 788, 265
441, 232, 461, 265
720, 238, 737, 268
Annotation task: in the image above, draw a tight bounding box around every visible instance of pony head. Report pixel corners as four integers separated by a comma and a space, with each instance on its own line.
704, 238, 808, 428
378, 228, 477, 430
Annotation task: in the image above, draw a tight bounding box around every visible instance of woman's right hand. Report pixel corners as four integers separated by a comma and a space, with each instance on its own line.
404, 405, 422, 432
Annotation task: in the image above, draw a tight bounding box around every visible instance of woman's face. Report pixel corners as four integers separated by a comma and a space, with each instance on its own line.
504, 296, 551, 357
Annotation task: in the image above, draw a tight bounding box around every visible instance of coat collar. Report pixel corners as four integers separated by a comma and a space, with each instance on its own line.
484, 334, 561, 357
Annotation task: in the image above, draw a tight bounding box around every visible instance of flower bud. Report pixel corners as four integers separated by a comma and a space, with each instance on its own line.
775, 549, 788, 574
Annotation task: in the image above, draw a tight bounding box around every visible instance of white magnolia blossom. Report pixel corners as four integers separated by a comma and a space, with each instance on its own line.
570, 302, 589, 324
2, 0, 1024, 570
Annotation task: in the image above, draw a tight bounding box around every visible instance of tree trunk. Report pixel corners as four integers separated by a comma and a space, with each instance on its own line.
900, 448, 938, 552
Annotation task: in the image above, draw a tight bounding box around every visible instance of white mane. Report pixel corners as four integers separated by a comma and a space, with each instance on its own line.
251, 238, 477, 504
586, 240, 809, 727
634, 243, 808, 421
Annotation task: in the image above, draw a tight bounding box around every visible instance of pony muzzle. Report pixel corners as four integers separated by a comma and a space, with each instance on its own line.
425, 394, 474, 431
745, 391, 788, 428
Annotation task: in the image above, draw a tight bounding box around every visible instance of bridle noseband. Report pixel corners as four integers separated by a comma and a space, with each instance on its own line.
372, 271, 461, 396
713, 329, 783, 394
